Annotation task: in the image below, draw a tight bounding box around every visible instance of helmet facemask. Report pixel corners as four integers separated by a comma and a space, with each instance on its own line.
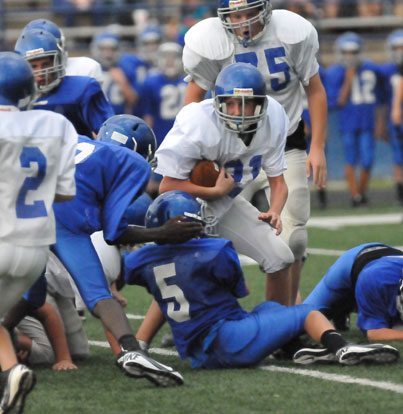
214, 93, 267, 134
218, 0, 272, 47
27, 48, 65, 94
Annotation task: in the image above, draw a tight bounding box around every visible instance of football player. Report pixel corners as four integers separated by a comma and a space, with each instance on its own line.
378, 30, 403, 204
0, 52, 76, 413
22, 18, 104, 85
326, 32, 382, 207
182, 0, 328, 305
304, 243, 403, 342
15, 29, 114, 138
124, 191, 399, 368
91, 31, 138, 115
141, 42, 187, 197
157, 62, 294, 304
49, 123, 202, 386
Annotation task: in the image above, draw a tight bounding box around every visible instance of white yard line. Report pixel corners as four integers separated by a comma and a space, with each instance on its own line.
307, 213, 403, 229
88, 340, 403, 394
261, 365, 403, 394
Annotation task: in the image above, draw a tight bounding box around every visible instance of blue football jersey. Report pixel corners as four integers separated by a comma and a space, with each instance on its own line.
355, 255, 403, 333
142, 72, 187, 146
53, 135, 150, 242
325, 61, 381, 132
118, 53, 150, 117
124, 238, 248, 359
33, 76, 114, 137
101, 69, 125, 115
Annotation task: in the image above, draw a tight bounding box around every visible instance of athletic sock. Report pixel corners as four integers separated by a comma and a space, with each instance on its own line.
118, 334, 140, 352
320, 329, 347, 354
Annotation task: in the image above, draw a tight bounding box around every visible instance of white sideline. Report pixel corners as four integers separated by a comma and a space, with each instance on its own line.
88, 340, 403, 394
261, 365, 403, 394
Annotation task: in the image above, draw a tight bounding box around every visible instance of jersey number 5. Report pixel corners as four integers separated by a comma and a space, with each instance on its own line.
153, 263, 190, 323
235, 47, 290, 91
16, 146, 47, 219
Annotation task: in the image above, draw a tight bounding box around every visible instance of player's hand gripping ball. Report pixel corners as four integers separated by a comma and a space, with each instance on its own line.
190, 160, 220, 187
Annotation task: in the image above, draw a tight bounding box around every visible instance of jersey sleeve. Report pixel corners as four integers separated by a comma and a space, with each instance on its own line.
141, 76, 156, 117
102, 149, 151, 242
292, 23, 320, 86
356, 280, 390, 332
183, 18, 234, 91
82, 78, 115, 134
154, 104, 208, 179
324, 65, 344, 110
56, 118, 77, 197
261, 99, 288, 177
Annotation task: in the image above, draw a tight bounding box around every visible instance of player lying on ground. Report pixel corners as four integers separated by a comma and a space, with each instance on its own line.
304, 243, 403, 342
123, 191, 399, 368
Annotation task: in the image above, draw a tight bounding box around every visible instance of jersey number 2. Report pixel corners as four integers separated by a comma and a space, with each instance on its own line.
153, 263, 190, 323
16, 146, 47, 219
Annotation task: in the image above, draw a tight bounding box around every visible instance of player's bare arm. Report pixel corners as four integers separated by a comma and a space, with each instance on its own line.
184, 80, 208, 105
304, 72, 328, 189
112, 216, 204, 245
258, 174, 288, 235
367, 328, 403, 341
159, 170, 234, 201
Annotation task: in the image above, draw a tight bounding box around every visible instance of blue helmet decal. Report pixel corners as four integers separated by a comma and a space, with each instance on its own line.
98, 114, 157, 169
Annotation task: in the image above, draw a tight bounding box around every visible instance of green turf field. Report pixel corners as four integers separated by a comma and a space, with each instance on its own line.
26, 204, 403, 414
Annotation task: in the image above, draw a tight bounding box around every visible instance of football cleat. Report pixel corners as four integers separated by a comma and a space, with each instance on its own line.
293, 347, 337, 365
122, 351, 184, 387
0, 364, 36, 414
336, 344, 399, 365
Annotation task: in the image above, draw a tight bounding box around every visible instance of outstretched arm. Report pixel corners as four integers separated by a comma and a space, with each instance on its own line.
367, 328, 403, 341
33, 303, 77, 370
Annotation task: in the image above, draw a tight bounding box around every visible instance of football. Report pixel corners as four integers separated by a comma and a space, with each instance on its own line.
190, 160, 220, 187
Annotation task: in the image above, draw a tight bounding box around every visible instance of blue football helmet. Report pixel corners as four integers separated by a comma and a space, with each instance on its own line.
214, 62, 267, 134
217, 0, 272, 47
0, 52, 37, 110
335, 32, 363, 67
23, 19, 66, 51
157, 42, 183, 78
15, 28, 65, 93
145, 191, 218, 239
387, 30, 403, 66
98, 114, 157, 169
138, 26, 163, 65
90, 31, 121, 69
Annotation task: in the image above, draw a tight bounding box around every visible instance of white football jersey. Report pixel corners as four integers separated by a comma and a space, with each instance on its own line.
0, 108, 77, 246
183, 10, 319, 135
66, 56, 104, 86
155, 97, 288, 217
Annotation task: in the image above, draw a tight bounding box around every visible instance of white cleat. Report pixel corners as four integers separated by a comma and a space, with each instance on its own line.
293, 347, 336, 365
0, 364, 36, 414
122, 351, 184, 387
336, 344, 399, 365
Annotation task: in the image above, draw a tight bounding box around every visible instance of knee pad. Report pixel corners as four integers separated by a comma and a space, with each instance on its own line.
281, 225, 307, 260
